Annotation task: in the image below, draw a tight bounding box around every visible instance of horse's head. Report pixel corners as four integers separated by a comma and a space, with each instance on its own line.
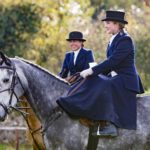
0, 52, 25, 121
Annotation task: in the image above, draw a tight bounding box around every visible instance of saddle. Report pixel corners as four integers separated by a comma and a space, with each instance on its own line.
65, 72, 81, 84
79, 118, 108, 128
79, 118, 95, 127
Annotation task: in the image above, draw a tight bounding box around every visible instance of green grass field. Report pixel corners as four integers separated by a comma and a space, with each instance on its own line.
0, 144, 32, 150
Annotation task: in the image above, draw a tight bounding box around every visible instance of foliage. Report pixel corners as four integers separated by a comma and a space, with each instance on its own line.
135, 32, 150, 89
127, 5, 150, 90
0, 3, 41, 56
0, 0, 149, 90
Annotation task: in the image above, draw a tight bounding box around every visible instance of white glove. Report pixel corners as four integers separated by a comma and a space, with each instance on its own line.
89, 62, 97, 68
80, 68, 93, 78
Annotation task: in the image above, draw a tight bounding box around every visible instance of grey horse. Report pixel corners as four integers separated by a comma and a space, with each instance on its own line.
0, 54, 150, 150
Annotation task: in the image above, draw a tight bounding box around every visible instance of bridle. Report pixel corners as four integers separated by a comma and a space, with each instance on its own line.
0, 65, 20, 113
0, 56, 63, 150
0, 59, 44, 150
0, 53, 68, 150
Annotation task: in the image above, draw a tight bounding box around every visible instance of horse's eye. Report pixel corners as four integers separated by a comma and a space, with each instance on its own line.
3, 78, 9, 83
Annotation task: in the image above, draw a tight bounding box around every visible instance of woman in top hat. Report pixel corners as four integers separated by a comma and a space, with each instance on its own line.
59, 31, 95, 83
57, 11, 144, 137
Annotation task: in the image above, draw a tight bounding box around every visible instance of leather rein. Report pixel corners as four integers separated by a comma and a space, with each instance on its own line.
0, 62, 43, 150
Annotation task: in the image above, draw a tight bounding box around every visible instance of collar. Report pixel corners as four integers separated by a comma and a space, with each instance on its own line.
73, 48, 81, 55
109, 32, 118, 46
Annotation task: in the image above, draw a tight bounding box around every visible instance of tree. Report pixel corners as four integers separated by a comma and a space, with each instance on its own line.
0, 3, 41, 56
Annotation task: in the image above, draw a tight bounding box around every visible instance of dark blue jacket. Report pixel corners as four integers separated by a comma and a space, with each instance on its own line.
92, 31, 144, 94
59, 48, 94, 78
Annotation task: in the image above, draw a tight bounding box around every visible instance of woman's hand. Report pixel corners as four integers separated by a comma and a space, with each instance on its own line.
80, 68, 93, 78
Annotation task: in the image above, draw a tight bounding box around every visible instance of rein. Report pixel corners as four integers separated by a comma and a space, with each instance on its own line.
42, 107, 63, 133
0, 55, 80, 149
0, 63, 43, 150
14, 101, 43, 150
41, 73, 85, 133
0, 64, 20, 109
0, 59, 62, 149
42, 75, 87, 133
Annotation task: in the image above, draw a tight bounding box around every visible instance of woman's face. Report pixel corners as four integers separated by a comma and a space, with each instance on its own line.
69, 40, 83, 51
104, 21, 120, 35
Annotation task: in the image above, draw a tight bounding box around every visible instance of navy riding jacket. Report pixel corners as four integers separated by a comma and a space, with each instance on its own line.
92, 31, 144, 94
59, 48, 94, 78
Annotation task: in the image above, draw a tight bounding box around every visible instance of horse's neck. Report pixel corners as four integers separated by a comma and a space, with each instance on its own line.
15, 59, 69, 123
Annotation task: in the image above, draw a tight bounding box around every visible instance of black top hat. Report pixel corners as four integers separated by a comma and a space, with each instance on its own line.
102, 10, 128, 24
66, 31, 86, 41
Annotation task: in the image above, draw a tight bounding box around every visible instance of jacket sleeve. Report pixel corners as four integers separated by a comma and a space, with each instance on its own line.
92, 37, 133, 76
59, 53, 69, 78
84, 50, 95, 69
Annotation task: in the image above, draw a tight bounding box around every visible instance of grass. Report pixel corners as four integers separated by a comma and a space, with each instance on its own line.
0, 144, 32, 150
144, 89, 150, 95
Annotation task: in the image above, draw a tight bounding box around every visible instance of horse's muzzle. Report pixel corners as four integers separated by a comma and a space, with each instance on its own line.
0, 116, 6, 121
0, 105, 7, 121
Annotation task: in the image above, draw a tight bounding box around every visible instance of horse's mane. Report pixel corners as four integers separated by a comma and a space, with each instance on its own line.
14, 56, 69, 85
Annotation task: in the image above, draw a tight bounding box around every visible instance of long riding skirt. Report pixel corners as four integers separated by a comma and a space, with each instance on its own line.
57, 75, 137, 129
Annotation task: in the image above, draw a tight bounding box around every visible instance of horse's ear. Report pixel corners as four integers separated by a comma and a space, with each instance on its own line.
0, 51, 11, 66
0, 51, 6, 60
